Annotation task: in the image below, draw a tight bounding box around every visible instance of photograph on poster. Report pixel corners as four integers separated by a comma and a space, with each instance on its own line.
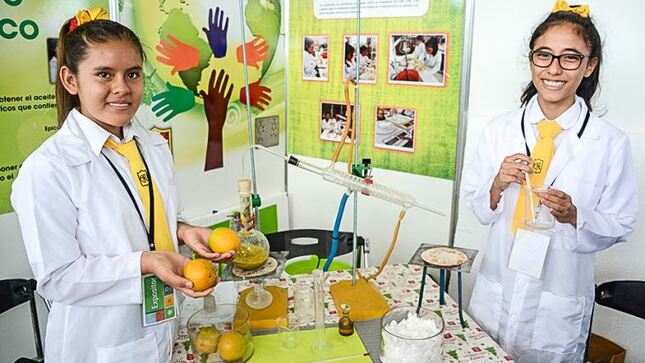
303, 35, 329, 81
46, 38, 58, 84
320, 101, 354, 143
388, 33, 446, 86
374, 106, 416, 152
343, 35, 377, 83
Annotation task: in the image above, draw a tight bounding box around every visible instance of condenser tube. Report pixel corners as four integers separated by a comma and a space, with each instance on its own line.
290, 156, 445, 215
250, 145, 445, 216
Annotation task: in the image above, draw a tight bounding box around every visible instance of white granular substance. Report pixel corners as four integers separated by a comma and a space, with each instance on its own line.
380, 312, 442, 363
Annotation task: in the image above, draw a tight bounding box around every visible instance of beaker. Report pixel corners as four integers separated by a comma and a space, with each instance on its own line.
523, 185, 555, 231
380, 306, 443, 363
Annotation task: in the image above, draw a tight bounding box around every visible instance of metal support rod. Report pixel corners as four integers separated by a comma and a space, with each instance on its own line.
283, 0, 291, 202
446, 0, 475, 290
417, 266, 428, 314
351, 0, 362, 286
439, 269, 446, 306
458, 271, 465, 328
238, 0, 261, 228
108, 0, 119, 22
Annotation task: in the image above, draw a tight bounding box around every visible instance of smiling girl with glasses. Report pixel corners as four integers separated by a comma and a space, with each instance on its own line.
462, 1, 638, 362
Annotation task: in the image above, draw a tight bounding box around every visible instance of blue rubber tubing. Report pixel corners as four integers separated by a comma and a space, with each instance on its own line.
323, 192, 350, 272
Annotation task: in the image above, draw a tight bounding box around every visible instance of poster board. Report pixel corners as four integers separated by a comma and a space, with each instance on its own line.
0, 0, 109, 214
288, 0, 465, 179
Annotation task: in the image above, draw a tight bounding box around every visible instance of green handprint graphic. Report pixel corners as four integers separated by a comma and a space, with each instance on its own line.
152, 82, 195, 122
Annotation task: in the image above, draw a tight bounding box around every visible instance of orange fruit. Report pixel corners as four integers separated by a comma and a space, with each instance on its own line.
217, 331, 246, 362
183, 259, 217, 291
209, 227, 241, 254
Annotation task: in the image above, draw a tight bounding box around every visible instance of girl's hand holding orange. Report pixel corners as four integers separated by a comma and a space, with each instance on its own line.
207, 227, 240, 263
141, 251, 213, 298
178, 223, 236, 262
183, 258, 218, 292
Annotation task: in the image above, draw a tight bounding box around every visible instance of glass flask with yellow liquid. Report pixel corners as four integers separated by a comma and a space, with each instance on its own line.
230, 180, 273, 310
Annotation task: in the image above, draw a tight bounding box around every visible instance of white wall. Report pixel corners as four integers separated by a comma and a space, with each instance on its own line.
453, 1, 645, 362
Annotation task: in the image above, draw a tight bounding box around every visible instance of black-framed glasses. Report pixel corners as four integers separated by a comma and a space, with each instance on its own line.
529, 50, 587, 71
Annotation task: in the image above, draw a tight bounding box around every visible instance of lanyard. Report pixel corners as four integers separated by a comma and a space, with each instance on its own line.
102, 143, 156, 251
520, 107, 591, 156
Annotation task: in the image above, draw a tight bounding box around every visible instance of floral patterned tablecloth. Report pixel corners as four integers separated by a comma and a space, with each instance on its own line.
172, 264, 514, 362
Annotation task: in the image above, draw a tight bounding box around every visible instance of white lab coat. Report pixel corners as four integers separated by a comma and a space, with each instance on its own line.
11, 109, 182, 363
321, 118, 336, 132
359, 54, 371, 70
344, 58, 357, 81
412, 42, 426, 60
423, 52, 437, 69
462, 96, 638, 362
303, 50, 318, 78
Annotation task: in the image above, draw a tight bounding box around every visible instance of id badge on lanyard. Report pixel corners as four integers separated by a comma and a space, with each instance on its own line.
102, 148, 178, 327
142, 274, 177, 327
508, 228, 551, 279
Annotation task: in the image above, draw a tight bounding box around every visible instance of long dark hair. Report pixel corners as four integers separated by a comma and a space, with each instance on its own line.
520, 11, 602, 110
55, 19, 143, 126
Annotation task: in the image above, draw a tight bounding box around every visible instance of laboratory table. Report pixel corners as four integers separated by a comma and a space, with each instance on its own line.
172, 264, 513, 362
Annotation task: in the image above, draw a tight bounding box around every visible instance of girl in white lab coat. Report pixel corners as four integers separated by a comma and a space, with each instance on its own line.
303, 37, 320, 78
344, 42, 357, 81
11, 12, 234, 363
462, 3, 638, 362
422, 37, 439, 69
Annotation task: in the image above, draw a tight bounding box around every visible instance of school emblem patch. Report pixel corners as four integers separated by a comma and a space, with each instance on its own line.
137, 170, 149, 186
532, 159, 544, 174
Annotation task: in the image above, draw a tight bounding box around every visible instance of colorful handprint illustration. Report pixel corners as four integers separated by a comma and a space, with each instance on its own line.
156, 34, 199, 75
202, 7, 229, 59
148, 1, 280, 171
200, 69, 233, 170
152, 82, 195, 122
236, 36, 269, 70
240, 80, 272, 112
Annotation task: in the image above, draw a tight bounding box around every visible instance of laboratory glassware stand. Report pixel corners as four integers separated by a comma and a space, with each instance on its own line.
408, 243, 478, 328
221, 251, 289, 327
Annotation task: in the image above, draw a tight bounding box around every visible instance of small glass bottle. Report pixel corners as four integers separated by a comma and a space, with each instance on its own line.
338, 304, 354, 336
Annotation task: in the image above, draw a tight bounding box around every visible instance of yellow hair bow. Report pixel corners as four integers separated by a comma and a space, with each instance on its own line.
552, 0, 589, 18
69, 7, 109, 31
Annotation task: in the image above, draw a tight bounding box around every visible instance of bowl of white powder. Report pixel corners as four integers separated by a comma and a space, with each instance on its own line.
380, 306, 444, 363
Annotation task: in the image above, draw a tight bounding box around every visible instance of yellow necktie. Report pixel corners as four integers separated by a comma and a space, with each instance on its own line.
105, 138, 175, 252
511, 120, 562, 233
